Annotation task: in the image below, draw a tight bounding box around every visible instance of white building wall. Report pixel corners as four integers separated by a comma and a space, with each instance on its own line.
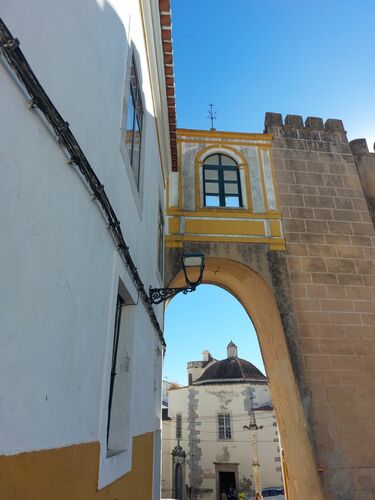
162, 417, 173, 497
0, 0, 168, 493
163, 383, 283, 498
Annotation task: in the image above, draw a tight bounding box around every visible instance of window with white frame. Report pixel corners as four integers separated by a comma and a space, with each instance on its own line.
203, 154, 242, 208
218, 412, 232, 440
124, 55, 144, 189
106, 290, 133, 456
176, 413, 182, 440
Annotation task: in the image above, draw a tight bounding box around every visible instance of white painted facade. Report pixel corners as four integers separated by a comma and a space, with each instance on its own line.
162, 350, 284, 499
0, 0, 170, 494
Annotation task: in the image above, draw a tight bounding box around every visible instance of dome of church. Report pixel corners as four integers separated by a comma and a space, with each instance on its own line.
193, 341, 267, 385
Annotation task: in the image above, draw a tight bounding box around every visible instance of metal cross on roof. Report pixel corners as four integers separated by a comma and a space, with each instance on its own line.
207, 103, 217, 131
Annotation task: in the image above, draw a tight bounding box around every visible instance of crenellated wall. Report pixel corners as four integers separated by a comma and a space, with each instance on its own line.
266, 112, 375, 500
165, 115, 375, 499
350, 138, 375, 226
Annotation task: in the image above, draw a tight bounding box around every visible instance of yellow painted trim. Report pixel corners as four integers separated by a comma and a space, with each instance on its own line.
177, 138, 271, 147
166, 208, 282, 219
178, 141, 183, 209
165, 238, 183, 248
193, 144, 253, 212
270, 241, 287, 251
168, 217, 180, 234
269, 220, 282, 237
177, 128, 272, 141
0, 432, 154, 499
258, 147, 269, 212
165, 234, 286, 248
185, 218, 266, 236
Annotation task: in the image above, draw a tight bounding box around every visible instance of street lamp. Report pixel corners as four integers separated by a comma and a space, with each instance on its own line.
149, 253, 205, 305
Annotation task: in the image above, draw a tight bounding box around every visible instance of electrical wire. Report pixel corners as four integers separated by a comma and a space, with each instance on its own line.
0, 18, 166, 350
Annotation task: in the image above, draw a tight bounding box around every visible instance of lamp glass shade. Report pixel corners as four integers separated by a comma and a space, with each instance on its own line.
182, 253, 205, 288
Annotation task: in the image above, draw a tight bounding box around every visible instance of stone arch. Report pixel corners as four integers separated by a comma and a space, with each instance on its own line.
167, 256, 324, 500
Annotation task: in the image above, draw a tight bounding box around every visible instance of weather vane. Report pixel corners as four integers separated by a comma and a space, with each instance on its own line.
207, 104, 217, 131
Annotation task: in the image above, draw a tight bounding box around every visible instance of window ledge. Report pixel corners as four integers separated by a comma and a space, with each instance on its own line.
98, 444, 132, 489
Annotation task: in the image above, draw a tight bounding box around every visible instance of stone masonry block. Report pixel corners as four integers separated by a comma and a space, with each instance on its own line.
285, 114, 304, 128
305, 117, 324, 130
349, 138, 369, 154
299, 128, 321, 141
325, 118, 345, 132
265, 112, 283, 128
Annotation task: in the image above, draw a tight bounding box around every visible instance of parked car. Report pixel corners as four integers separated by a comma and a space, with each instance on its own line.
261, 486, 285, 499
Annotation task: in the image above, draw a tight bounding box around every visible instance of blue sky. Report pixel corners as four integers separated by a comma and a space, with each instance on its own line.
164, 285, 264, 385
163, 1, 375, 384
171, 0, 375, 147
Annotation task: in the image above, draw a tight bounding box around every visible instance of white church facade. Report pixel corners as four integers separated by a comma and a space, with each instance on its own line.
162, 342, 284, 499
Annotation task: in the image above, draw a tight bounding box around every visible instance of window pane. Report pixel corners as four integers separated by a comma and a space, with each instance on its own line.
130, 61, 137, 96
218, 412, 231, 439
223, 169, 237, 181
225, 196, 240, 208
205, 181, 219, 194
125, 95, 135, 161
205, 195, 220, 207
220, 155, 237, 166
204, 169, 219, 180
136, 94, 143, 131
132, 120, 141, 186
224, 183, 239, 195
204, 154, 220, 165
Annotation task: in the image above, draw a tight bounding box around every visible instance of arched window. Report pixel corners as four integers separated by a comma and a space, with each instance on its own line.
203, 154, 242, 208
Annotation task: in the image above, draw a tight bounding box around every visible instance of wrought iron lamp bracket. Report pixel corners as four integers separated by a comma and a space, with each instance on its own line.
149, 285, 196, 305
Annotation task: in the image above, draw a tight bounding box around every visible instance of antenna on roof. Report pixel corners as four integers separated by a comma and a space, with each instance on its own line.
207, 104, 217, 131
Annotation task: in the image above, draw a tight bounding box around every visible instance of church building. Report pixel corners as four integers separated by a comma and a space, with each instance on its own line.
162, 342, 284, 499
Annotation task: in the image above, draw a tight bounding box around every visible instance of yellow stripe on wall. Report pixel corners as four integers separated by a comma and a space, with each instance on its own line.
168, 217, 180, 234
269, 220, 282, 237
0, 432, 153, 500
185, 219, 266, 236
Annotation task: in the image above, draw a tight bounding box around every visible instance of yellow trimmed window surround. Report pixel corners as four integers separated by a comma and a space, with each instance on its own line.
166, 129, 285, 251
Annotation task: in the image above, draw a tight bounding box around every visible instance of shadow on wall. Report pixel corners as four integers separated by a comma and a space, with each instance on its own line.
0, 2, 163, 499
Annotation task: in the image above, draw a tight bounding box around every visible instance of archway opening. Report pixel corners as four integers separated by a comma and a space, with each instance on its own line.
163, 283, 283, 500
161, 257, 322, 500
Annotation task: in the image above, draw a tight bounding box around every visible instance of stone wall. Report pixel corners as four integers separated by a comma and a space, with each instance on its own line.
265, 112, 375, 500
350, 138, 375, 226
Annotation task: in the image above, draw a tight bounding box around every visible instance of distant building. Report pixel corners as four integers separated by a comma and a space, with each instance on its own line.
162, 342, 284, 500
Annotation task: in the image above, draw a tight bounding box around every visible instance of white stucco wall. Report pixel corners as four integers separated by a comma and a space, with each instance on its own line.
0, 0, 168, 494
162, 382, 283, 499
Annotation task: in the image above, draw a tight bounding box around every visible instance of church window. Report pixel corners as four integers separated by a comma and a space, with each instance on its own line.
218, 412, 232, 440
124, 55, 144, 189
203, 154, 242, 208
176, 413, 182, 439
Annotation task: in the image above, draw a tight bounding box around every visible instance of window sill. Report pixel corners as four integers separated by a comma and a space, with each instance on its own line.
98, 444, 132, 489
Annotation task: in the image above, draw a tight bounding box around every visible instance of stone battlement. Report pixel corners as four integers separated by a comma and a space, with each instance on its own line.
265, 112, 345, 131
350, 138, 375, 154
264, 112, 347, 143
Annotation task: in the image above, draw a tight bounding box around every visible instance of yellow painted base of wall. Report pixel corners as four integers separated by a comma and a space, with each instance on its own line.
0, 432, 153, 500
